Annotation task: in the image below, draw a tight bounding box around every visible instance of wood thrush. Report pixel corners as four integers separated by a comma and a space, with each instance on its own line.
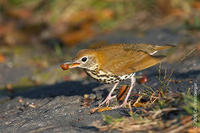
60, 44, 173, 109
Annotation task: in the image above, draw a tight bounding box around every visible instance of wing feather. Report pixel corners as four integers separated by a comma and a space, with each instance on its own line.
96, 44, 165, 76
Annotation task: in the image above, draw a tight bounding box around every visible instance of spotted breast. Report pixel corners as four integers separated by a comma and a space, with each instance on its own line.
85, 69, 135, 84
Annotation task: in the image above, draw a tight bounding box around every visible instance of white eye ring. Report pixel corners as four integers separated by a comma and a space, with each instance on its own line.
81, 56, 88, 62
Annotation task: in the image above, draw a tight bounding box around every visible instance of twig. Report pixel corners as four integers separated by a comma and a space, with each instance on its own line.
152, 108, 179, 119
164, 121, 192, 133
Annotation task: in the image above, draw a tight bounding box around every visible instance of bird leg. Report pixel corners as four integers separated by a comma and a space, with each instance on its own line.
111, 76, 136, 109
99, 82, 119, 107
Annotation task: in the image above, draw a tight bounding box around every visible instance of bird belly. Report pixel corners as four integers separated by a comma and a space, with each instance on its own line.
85, 70, 135, 84
119, 73, 135, 80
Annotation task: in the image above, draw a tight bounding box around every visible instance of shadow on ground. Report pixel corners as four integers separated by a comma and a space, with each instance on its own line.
4, 67, 199, 100
12, 81, 102, 99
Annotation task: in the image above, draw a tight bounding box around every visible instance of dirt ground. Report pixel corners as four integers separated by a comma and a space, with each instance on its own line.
0, 27, 199, 132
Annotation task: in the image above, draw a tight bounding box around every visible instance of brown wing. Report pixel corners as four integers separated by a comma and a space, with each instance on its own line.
96, 43, 174, 54
118, 53, 163, 75
96, 44, 164, 76
120, 44, 174, 55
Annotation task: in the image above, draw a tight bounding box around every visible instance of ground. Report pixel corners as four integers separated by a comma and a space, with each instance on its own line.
0, 26, 199, 132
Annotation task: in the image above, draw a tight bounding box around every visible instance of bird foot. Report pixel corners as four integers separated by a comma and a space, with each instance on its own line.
99, 95, 116, 107
111, 102, 128, 109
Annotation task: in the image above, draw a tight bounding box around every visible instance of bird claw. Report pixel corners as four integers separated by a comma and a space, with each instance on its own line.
111, 102, 128, 109
98, 95, 116, 107
98, 100, 109, 107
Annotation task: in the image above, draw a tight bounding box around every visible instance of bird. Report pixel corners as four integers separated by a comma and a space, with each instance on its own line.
60, 44, 174, 109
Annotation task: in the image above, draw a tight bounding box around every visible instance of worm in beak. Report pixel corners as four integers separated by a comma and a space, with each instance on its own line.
60, 62, 80, 70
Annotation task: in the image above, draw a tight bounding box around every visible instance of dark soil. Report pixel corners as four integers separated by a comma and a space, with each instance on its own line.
0, 27, 199, 133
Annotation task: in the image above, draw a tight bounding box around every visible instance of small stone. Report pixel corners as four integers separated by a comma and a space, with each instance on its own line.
28, 103, 36, 108
18, 97, 23, 103
96, 92, 103, 100
84, 94, 89, 98
89, 94, 96, 100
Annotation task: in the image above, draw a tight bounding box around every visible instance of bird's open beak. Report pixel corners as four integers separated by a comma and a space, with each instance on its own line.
60, 62, 80, 70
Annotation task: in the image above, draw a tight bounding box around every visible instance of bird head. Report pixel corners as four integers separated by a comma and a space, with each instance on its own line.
60, 49, 98, 71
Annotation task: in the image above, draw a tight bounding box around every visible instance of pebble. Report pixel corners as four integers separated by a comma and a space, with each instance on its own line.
89, 94, 96, 100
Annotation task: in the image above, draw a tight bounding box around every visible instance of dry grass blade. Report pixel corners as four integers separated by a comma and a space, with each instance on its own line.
151, 107, 179, 119
164, 120, 192, 133
93, 88, 199, 132
95, 117, 159, 132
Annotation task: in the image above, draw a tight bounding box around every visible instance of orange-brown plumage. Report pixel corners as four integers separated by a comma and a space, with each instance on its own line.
73, 44, 170, 75
61, 43, 174, 109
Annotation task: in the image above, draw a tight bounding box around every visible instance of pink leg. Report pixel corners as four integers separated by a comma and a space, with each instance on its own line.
99, 82, 119, 107
112, 76, 136, 109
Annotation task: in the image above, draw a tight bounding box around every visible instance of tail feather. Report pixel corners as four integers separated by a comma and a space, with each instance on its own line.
154, 45, 175, 51
127, 44, 176, 55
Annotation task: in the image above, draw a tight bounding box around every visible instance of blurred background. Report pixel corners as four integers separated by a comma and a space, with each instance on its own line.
0, 0, 200, 95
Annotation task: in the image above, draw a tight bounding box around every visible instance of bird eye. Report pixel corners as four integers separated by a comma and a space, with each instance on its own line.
81, 57, 87, 62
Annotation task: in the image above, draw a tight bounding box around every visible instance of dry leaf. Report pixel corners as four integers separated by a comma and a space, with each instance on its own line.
133, 102, 149, 108
132, 96, 149, 108
192, 1, 200, 11
97, 107, 112, 112
169, 8, 184, 17
0, 54, 5, 63
90, 107, 99, 114
180, 116, 192, 125
7, 9, 32, 20
59, 27, 94, 46
18, 98, 23, 103
6, 84, 14, 93
101, 9, 114, 19
117, 85, 130, 102
188, 127, 200, 133
90, 107, 113, 113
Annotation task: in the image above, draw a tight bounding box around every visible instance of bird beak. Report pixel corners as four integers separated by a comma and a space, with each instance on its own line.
60, 62, 80, 70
